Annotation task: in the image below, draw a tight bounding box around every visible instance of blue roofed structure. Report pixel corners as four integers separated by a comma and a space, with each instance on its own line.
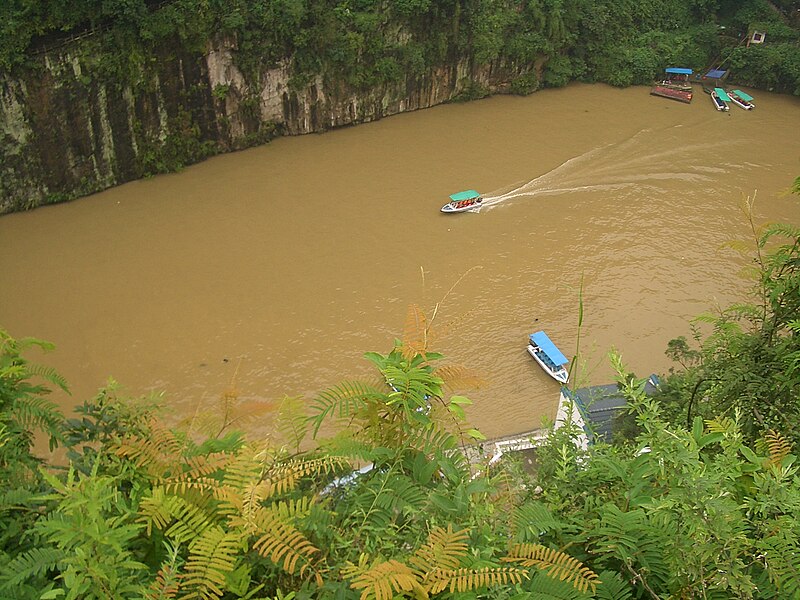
562, 375, 660, 443
704, 69, 727, 80
665, 67, 693, 75
529, 331, 569, 366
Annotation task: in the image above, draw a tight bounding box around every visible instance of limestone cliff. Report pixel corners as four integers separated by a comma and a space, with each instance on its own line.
0, 34, 526, 214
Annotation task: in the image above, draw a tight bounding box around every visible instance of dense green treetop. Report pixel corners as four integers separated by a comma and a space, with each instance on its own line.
2, 0, 799, 94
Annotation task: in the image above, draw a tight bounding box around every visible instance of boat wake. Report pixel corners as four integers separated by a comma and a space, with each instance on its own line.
476, 127, 762, 211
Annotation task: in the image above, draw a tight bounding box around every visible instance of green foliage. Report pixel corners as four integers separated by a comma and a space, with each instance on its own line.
136, 108, 219, 177
0, 331, 65, 485
510, 72, 540, 96
657, 203, 800, 447
523, 354, 800, 599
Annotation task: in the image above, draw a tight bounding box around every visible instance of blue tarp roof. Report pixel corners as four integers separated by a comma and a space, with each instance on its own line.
529, 331, 569, 366
665, 67, 693, 75
449, 190, 480, 201
705, 69, 727, 79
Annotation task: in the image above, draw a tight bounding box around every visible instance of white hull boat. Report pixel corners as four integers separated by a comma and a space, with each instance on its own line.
441, 189, 482, 213
527, 331, 569, 384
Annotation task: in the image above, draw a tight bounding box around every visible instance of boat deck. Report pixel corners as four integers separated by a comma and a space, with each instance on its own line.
650, 85, 693, 104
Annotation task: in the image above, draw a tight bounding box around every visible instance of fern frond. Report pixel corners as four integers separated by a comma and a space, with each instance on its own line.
114, 419, 181, 475
24, 363, 69, 392
142, 542, 183, 600
761, 222, 800, 243
272, 497, 314, 521
704, 417, 737, 436
526, 570, 590, 599
402, 303, 430, 357
409, 525, 468, 574
218, 445, 266, 495
371, 473, 427, 512
503, 544, 599, 593
308, 381, 382, 436
595, 570, 634, 600
343, 557, 423, 600
138, 488, 219, 544
164, 453, 230, 494
404, 426, 458, 454
759, 532, 800, 597
231, 505, 320, 579
10, 395, 63, 431
346, 472, 427, 530
435, 364, 486, 391
317, 433, 377, 465
593, 506, 671, 588
266, 456, 350, 497
143, 564, 181, 600
275, 395, 309, 451
425, 566, 527, 594
0, 487, 37, 509
726, 302, 762, 321
511, 502, 563, 543
0, 546, 66, 589
765, 430, 792, 466
182, 526, 240, 599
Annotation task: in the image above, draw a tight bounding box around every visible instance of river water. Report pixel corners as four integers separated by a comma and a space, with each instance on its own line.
2, 83, 799, 441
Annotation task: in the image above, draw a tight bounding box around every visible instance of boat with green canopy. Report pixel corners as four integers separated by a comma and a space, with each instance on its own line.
711, 87, 730, 111
728, 89, 755, 110
441, 190, 483, 213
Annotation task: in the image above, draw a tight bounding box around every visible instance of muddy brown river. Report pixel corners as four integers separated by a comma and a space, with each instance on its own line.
2, 83, 799, 442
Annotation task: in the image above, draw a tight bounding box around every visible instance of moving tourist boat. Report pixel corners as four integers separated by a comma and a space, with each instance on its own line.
711, 87, 730, 111
441, 190, 483, 213
728, 89, 755, 110
527, 330, 570, 384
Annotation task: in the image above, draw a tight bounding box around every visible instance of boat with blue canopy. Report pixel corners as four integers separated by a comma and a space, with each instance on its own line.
527, 330, 570, 383
661, 67, 693, 90
441, 190, 483, 213
651, 68, 693, 103
711, 87, 730, 111
727, 89, 755, 110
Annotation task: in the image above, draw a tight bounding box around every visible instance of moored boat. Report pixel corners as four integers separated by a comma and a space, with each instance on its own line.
728, 89, 755, 110
527, 330, 570, 384
711, 87, 730, 111
650, 68, 693, 103
441, 190, 483, 213
658, 67, 693, 91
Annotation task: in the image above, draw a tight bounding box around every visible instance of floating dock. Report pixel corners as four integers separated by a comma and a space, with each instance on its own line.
650, 85, 693, 104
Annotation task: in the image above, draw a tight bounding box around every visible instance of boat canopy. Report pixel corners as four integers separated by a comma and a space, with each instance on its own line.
449, 190, 480, 201
733, 89, 754, 101
704, 69, 727, 79
665, 67, 693, 75
529, 331, 569, 366
714, 87, 731, 102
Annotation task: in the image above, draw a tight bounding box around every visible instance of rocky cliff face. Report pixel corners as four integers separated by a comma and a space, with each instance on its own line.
0, 35, 524, 214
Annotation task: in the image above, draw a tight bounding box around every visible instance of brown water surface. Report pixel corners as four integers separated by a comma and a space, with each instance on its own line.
2, 83, 799, 441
